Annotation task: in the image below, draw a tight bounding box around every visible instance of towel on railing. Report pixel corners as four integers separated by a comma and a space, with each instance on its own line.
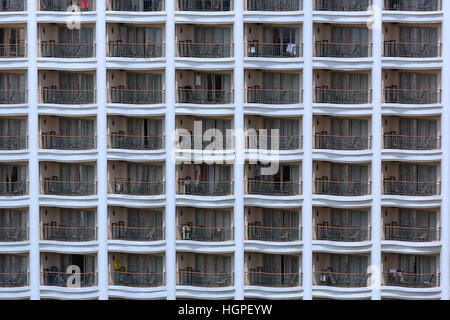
286, 44, 296, 55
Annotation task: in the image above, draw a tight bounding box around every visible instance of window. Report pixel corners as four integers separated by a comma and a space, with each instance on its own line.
331, 72, 369, 103
128, 164, 163, 183
263, 254, 299, 275
126, 72, 162, 103
0, 27, 25, 57
0, 164, 26, 194
195, 254, 231, 274
128, 254, 163, 274
195, 209, 231, 229
330, 254, 368, 279
0, 73, 25, 103
0, 254, 27, 275
331, 209, 368, 229
331, 27, 369, 56
128, 209, 163, 229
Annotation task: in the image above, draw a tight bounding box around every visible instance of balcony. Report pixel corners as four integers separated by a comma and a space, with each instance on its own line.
108, 42, 164, 58
0, 209, 28, 241
40, 134, 96, 150
40, 42, 95, 58
246, 42, 302, 58
42, 225, 96, 242
42, 271, 97, 287
0, 43, 26, 58
109, 133, 163, 150
314, 179, 370, 196
0, 136, 27, 150
110, 253, 164, 287
315, 225, 370, 242
247, 180, 301, 196
384, 225, 439, 242
315, 88, 371, 104
41, 88, 95, 105
39, 0, 95, 11
247, 225, 301, 241
315, 0, 370, 11
0, 89, 26, 104
384, 41, 441, 58
384, 0, 441, 11
0, 182, 28, 196
246, 0, 301, 11
314, 134, 371, 150
177, 88, 233, 104
246, 88, 302, 104
178, 42, 233, 58
111, 271, 165, 287
246, 133, 302, 150
109, 180, 164, 196
0, 254, 28, 287
314, 271, 370, 287
0, 0, 25, 11
178, 270, 233, 287
246, 163, 301, 196
108, 0, 163, 11
383, 272, 439, 288
0, 226, 28, 242
40, 180, 96, 196
110, 225, 164, 241
108, 88, 164, 105
383, 134, 440, 150
177, 180, 233, 196
383, 88, 440, 104
315, 41, 371, 58
178, 0, 232, 11
0, 272, 28, 287
177, 226, 233, 241
246, 271, 302, 287
383, 180, 440, 196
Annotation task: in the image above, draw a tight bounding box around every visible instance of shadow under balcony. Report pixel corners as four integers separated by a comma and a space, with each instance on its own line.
40, 134, 96, 150
109, 0, 163, 11
246, 271, 302, 287
315, 41, 372, 58
178, 270, 234, 287
314, 179, 371, 196
383, 88, 441, 104
0, 0, 25, 11
246, 0, 301, 11
40, 42, 95, 58
383, 134, 440, 150
40, 180, 97, 196
314, 134, 371, 150
383, 272, 439, 288
178, 0, 232, 11
315, 0, 370, 11
383, 180, 440, 196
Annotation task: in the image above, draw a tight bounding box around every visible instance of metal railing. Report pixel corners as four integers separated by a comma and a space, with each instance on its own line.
315, 0, 369, 11
383, 272, 439, 288
110, 225, 165, 241
315, 42, 372, 58
109, 0, 163, 11
383, 41, 441, 58
0, 89, 27, 104
178, 0, 232, 11
177, 180, 233, 196
384, 225, 440, 242
0, 227, 28, 241
383, 134, 441, 150
39, 42, 95, 58
315, 271, 370, 287
314, 180, 371, 196
177, 88, 234, 104
0, 0, 25, 11
315, 225, 371, 241
108, 88, 164, 104
40, 134, 96, 150
41, 88, 96, 104
108, 42, 164, 58
246, 225, 302, 241
177, 42, 233, 58
0, 272, 28, 287
0, 181, 28, 196
314, 134, 371, 150
40, 180, 97, 196
109, 180, 165, 196
246, 134, 302, 150
383, 180, 440, 196
246, 42, 302, 58
384, 0, 441, 11
41, 225, 97, 241
246, 88, 303, 104
110, 272, 165, 287
247, 180, 302, 196
0, 136, 27, 150
177, 134, 234, 150
247, 0, 301, 11
384, 88, 441, 104
178, 270, 234, 287
246, 271, 302, 287
0, 43, 26, 57
42, 271, 97, 287
109, 133, 164, 150
177, 226, 234, 241
315, 88, 372, 104
40, 0, 95, 11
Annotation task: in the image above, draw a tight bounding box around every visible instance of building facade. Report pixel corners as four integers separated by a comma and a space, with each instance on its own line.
0, 0, 448, 300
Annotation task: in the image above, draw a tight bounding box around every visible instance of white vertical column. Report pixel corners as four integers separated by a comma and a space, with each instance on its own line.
233, 0, 244, 300
96, 0, 108, 300
165, 0, 176, 300
440, 0, 449, 300
371, 0, 382, 300
302, 0, 313, 300
27, 0, 40, 300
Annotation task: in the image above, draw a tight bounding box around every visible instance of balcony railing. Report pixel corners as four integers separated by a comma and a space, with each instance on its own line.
40, 42, 95, 58
41, 225, 97, 241
0, 272, 28, 287
315, 42, 372, 58
177, 180, 233, 196
315, 88, 372, 104
383, 41, 441, 58
0, 181, 28, 196
109, 180, 165, 196
246, 225, 302, 241
111, 272, 165, 287
383, 180, 440, 196
383, 134, 440, 150
177, 134, 233, 150
110, 225, 165, 241
247, 180, 302, 196
42, 271, 97, 287
0, 89, 27, 104
247, 0, 300, 11
246, 271, 302, 287
0, 43, 26, 57
178, 0, 231, 11
314, 179, 371, 196
315, 225, 371, 241
177, 42, 233, 58
40, 180, 97, 196
0, 227, 28, 241
247, 88, 303, 104
0, 136, 27, 150
40, 134, 96, 150
177, 88, 234, 104
384, 88, 441, 104
40, 0, 95, 11
109, 0, 163, 11
246, 134, 302, 150
383, 272, 439, 288
178, 270, 234, 287
384, 0, 441, 11
314, 134, 371, 150
41, 88, 96, 105
0, 0, 25, 11
246, 42, 302, 58
109, 133, 164, 150
315, 271, 370, 287
108, 42, 164, 58
108, 88, 164, 104
384, 224, 440, 242
177, 226, 234, 241
315, 0, 369, 11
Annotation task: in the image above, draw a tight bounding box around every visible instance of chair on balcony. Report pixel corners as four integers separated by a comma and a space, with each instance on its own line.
422, 273, 435, 287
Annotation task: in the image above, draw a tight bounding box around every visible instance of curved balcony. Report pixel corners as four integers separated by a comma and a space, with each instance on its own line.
40, 134, 96, 150
108, 180, 165, 196
39, 0, 95, 11
0, 227, 28, 242
315, 0, 369, 11
41, 271, 97, 287
383, 134, 440, 150
246, 271, 302, 287
177, 88, 233, 105
177, 42, 233, 58
177, 180, 233, 196
315, 225, 370, 242
0, 43, 26, 58
314, 134, 371, 150
39, 42, 95, 59
383, 272, 439, 288
0, 136, 27, 150
0, 0, 25, 11
178, 0, 232, 11
246, 133, 302, 150
314, 180, 370, 196
40, 180, 97, 196
177, 270, 234, 287
384, 225, 440, 242
0, 89, 27, 104
246, 88, 302, 105
109, 133, 164, 151
383, 180, 440, 196
177, 134, 233, 150
383, 89, 441, 105
107, 42, 164, 58
41, 225, 97, 242
314, 271, 370, 288
315, 42, 372, 58
383, 42, 441, 58
177, 225, 233, 241
245, 42, 302, 58
109, 0, 163, 11
314, 88, 371, 104
0, 181, 28, 196
109, 225, 165, 241
246, 0, 301, 11
247, 180, 302, 196
0, 272, 28, 287
246, 225, 302, 242
110, 272, 165, 287
384, 0, 441, 11
40, 88, 96, 105
108, 88, 164, 105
